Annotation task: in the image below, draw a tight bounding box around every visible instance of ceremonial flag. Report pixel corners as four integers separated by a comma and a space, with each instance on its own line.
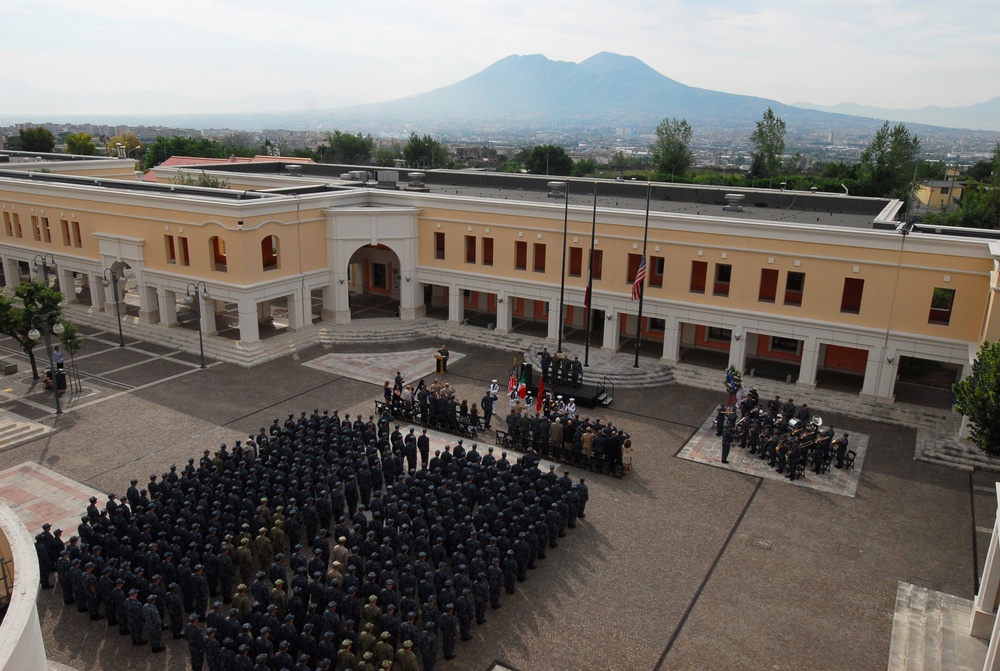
631, 254, 647, 300
536, 376, 545, 412
518, 366, 528, 399
507, 360, 518, 395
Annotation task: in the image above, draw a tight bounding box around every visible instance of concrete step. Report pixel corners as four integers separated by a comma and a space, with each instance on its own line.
0, 421, 51, 451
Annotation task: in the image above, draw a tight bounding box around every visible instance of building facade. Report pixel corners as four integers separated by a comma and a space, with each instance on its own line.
1, 152, 998, 403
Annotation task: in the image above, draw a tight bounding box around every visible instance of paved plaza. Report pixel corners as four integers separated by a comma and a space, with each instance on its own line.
0, 321, 991, 670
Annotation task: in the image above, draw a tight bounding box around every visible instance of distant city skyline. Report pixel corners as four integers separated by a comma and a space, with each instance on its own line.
2, 0, 998, 116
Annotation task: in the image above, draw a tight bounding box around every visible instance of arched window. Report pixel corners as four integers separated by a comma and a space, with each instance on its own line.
261, 235, 279, 271
210, 235, 227, 272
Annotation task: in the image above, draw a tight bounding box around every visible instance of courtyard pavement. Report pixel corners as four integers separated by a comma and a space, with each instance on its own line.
0, 322, 986, 671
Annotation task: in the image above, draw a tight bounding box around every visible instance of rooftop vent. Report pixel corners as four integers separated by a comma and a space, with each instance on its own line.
723, 193, 745, 212
404, 171, 429, 192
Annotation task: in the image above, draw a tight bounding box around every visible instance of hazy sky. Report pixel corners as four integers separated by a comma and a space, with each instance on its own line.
2, 0, 998, 115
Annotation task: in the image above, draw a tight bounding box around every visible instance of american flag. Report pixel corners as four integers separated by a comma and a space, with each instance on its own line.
631, 254, 647, 300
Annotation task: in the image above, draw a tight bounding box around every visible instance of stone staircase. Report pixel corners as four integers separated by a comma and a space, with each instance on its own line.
0, 417, 52, 452
888, 582, 986, 671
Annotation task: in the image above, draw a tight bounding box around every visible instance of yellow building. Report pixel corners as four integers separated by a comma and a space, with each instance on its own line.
916, 179, 964, 210
1, 150, 998, 404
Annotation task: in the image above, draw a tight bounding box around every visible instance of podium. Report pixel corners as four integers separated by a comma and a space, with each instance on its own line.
435, 354, 446, 374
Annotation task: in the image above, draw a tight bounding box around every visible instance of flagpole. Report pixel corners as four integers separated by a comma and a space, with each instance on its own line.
584, 181, 597, 367
556, 178, 570, 354
634, 182, 652, 368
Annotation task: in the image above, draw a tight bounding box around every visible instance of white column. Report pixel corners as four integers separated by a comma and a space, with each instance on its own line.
139, 284, 159, 324
287, 290, 307, 332
876, 355, 898, 400
399, 277, 423, 321
728, 331, 747, 371
448, 286, 463, 324
797, 336, 819, 388
159, 287, 178, 326
495, 295, 512, 333
661, 316, 680, 364
332, 277, 351, 325
321, 283, 336, 321
860, 347, 881, 398
56, 266, 73, 304
91, 273, 108, 313
237, 298, 260, 344
1, 257, 19, 289
201, 298, 218, 335
546, 301, 560, 341
602, 310, 619, 351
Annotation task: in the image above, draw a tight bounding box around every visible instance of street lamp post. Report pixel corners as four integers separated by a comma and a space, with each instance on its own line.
33, 253, 56, 288
184, 282, 209, 369
102, 267, 127, 348
28, 311, 64, 415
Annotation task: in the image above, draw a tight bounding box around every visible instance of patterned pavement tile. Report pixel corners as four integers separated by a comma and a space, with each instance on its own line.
303, 348, 466, 387
0, 461, 105, 535
677, 413, 868, 497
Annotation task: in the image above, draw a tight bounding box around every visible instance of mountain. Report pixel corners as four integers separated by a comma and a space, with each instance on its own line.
333, 51, 827, 129
792, 96, 1000, 132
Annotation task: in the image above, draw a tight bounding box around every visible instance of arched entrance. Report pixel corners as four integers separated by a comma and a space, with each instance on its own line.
347, 244, 401, 319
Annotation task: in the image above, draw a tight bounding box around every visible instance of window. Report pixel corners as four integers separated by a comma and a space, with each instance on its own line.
210, 235, 227, 271
13, 214, 22, 238
758, 268, 778, 303
515, 241, 527, 270
707, 327, 731, 342
465, 235, 476, 264
784, 271, 805, 306
482, 237, 494, 266
714, 263, 732, 297
626, 253, 642, 282
770, 337, 801, 354
533, 243, 546, 272
60, 220, 71, 246
649, 256, 664, 288
940, 187, 950, 196
2, 212, 11, 237
31, 216, 41, 241
569, 247, 583, 277
591, 249, 603, 280
840, 278, 864, 314
42, 217, 51, 243
261, 235, 279, 270
929, 287, 955, 325
165, 235, 176, 263
71, 221, 81, 247
178, 237, 190, 266
690, 260, 707, 293
434, 232, 445, 260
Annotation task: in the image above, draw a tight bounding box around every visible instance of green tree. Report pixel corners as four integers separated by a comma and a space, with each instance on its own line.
18, 126, 56, 153
523, 145, 573, 176
571, 159, 596, 177
321, 131, 374, 165
107, 131, 142, 159
143, 136, 227, 170
402, 134, 448, 169
650, 117, 693, 178
748, 107, 786, 180
857, 121, 921, 200
954, 340, 1000, 456
373, 145, 401, 167
0, 280, 67, 379
65, 132, 97, 155
924, 144, 1000, 230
